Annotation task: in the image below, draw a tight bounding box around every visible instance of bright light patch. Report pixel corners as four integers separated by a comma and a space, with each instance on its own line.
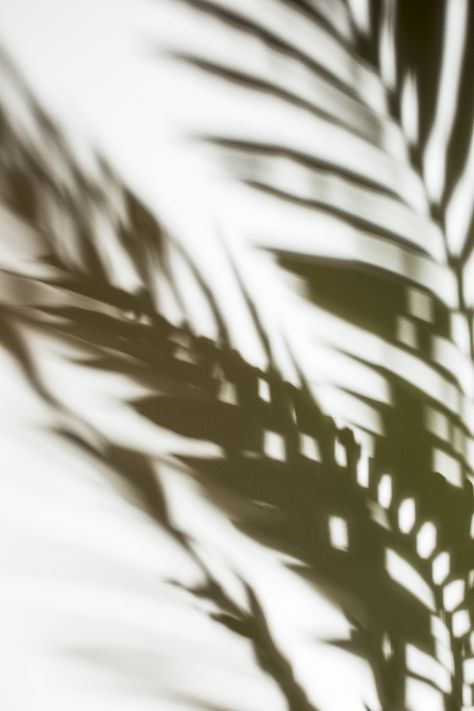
347, 0, 371, 35
258, 378, 271, 402
464, 657, 474, 684
463, 683, 473, 706
334, 440, 347, 467
328, 516, 349, 551
416, 522, 437, 559
382, 632, 392, 660
432, 448, 462, 488
400, 71, 419, 146
432, 551, 450, 585
377, 474, 392, 509
452, 609, 470, 638
357, 451, 370, 488
263, 430, 285, 461
398, 498, 416, 533
299, 433, 321, 462
443, 579, 465, 612
446, 128, 474, 256
218, 380, 238, 405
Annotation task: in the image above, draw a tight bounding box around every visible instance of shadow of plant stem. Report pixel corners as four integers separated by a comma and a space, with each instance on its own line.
115, 448, 320, 711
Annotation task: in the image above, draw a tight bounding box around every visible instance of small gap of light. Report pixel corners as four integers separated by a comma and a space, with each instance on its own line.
452, 609, 470, 638
258, 377, 271, 402
334, 439, 347, 467
416, 522, 437, 559
299, 433, 321, 462
328, 515, 349, 551
356, 452, 370, 487
432, 551, 450, 585
377, 474, 392, 508
443, 579, 465, 612
398, 498, 416, 533
263, 430, 286, 461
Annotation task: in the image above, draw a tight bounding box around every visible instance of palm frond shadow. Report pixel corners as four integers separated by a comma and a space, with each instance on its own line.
0, 50, 323, 709
2, 1, 474, 706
